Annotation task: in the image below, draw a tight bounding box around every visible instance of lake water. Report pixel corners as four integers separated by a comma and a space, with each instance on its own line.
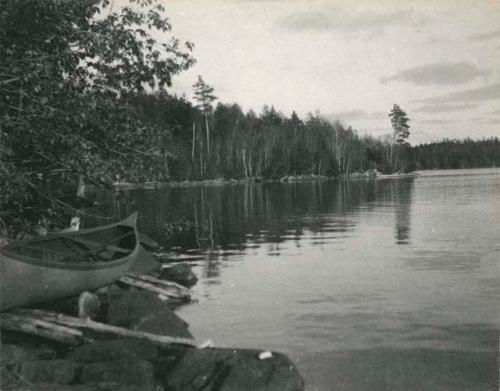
112, 168, 499, 390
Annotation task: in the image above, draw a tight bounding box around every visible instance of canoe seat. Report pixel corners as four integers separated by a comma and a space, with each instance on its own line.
66, 236, 131, 254
62, 232, 133, 254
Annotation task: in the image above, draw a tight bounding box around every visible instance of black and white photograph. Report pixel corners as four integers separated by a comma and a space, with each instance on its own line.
1, 0, 499, 390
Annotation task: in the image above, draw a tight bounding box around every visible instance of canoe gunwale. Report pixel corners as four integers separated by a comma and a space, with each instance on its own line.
0, 249, 135, 271
0, 213, 139, 271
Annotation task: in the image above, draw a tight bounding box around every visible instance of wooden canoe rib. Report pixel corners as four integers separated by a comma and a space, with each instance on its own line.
0, 213, 140, 311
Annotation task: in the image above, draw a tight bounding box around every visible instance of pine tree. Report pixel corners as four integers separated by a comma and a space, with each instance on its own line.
193, 76, 217, 161
388, 104, 410, 145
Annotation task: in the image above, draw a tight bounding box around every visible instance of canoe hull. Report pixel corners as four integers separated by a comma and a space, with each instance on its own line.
0, 214, 139, 311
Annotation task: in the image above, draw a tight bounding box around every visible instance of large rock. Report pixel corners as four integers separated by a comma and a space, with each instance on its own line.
139, 233, 160, 251
0, 344, 30, 366
26, 347, 58, 361
79, 359, 156, 387
78, 291, 102, 319
3, 383, 159, 391
159, 264, 198, 288
128, 245, 160, 274
155, 347, 304, 391
130, 309, 193, 337
67, 338, 159, 363
106, 290, 192, 338
0, 381, 94, 391
19, 359, 78, 384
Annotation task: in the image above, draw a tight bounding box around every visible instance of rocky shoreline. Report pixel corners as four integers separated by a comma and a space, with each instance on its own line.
112, 170, 418, 190
0, 236, 304, 391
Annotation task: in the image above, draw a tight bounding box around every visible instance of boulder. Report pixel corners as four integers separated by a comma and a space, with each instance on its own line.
106, 290, 192, 338
2, 384, 95, 391
79, 359, 156, 387
159, 264, 198, 287
139, 233, 160, 251
130, 310, 193, 338
0, 344, 30, 366
78, 291, 102, 319
2, 383, 160, 391
27, 347, 58, 360
67, 338, 159, 363
155, 347, 304, 391
19, 359, 78, 384
129, 245, 161, 275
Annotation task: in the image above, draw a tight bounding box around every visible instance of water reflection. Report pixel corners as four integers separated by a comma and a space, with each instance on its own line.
392, 179, 413, 245
89, 171, 500, 391
91, 179, 417, 277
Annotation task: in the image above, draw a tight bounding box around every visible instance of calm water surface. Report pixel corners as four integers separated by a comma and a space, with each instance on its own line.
112, 168, 499, 390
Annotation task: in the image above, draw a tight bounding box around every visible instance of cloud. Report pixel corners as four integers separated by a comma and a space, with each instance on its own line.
380, 62, 486, 86
467, 116, 500, 125
469, 29, 500, 42
415, 103, 477, 113
326, 109, 387, 122
490, 109, 500, 115
278, 11, 331, 32
477, 118, 500, 125
414, 82, 500, 103
277, 8, 422, 35
418, 119, 459, 124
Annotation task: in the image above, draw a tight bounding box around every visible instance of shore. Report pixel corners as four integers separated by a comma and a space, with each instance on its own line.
0, 237, 304, 391
113, 171, 419, 190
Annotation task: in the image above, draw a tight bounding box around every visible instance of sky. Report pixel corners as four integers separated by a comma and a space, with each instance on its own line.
149, 0, 499, 144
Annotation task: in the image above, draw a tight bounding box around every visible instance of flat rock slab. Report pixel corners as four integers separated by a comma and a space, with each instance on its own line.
0, 382, 95, 391
80, 359, 156, 387
155, 347, 304, 391
0, 344, 30, 366
1, 382, 160, 391
67, 338, 159, 363
19, 359, 78, 384
139, 233, 161, 251
128, 245, 161, 274
107, 290, 192, 338
159, 264, 198, 287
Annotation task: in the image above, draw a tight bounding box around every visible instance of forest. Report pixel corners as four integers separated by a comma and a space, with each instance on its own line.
130, 92, 500, 182
1, 0, 499, 237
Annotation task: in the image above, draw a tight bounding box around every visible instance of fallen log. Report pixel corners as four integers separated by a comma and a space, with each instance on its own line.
119, 272, 191, 301
1, 313, 84, 345
153, 252, 204, 262
2, 309, 198, 347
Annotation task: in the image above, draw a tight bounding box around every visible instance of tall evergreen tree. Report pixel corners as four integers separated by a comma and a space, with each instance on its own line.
388, 104, 410, 145
193, 76, 217, 163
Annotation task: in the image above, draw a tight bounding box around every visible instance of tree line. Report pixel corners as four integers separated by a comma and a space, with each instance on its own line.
412, 138, 500, 170
129, 92, 419, 182
129, 92, 500, 181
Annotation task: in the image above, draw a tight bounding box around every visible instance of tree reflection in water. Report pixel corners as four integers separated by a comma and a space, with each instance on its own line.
92, 177, 415, 277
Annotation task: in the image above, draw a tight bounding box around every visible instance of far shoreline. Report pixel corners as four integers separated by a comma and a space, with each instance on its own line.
112, 171, 422, 190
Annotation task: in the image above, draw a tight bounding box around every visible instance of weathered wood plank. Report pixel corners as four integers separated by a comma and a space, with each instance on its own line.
118, 273, 191, 301
5, 309, 198, 347
1, 313, 84, 345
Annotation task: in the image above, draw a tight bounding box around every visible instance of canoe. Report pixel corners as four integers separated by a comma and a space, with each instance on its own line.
0, 213, 140, 311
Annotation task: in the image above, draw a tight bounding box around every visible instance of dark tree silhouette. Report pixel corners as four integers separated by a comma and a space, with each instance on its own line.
389, 104, 410, 145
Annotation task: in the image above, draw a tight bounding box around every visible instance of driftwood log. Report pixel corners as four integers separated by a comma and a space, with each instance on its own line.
153, 252, 204, 262
118, 272, 191, 301
1, 309, 198, 347
0, 313, 85, 345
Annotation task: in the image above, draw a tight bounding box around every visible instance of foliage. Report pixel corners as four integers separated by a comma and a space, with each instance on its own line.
388, 104, 410, 145
192, 76, 217, 114
0, 0, 194, 237
413, 138, 500, 170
